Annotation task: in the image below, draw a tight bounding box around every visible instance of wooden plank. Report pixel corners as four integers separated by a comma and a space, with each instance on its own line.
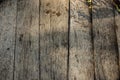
114, 4, 120, 78
14, 0, 39, 80
69, 0, 94, 80
40, 0, 68, 80
0, 0, 17, 80
92, 0, 119, 79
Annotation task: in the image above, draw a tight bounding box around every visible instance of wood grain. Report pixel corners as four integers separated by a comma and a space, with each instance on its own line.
115, 5, 120, 78
0, 0, 120, 80
40, 0, 68, 80
69, 0, 94, 80
0, 0, 17, 80
14, 0, 39, 80
92, 0, 119, 79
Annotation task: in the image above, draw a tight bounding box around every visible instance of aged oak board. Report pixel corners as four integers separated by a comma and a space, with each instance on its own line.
14, 0, 39, 80
115, 3, 120, 75
40, 0, 68, 80
69, 0, 94, 80
92, 0, 119, 80
0, 0, 17, 80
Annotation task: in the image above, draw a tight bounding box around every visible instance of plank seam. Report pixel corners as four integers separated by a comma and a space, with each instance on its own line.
39, 0, 41, 80
88, 1, 95, 80
13, 0, 18, 80
67, 0, 70, 80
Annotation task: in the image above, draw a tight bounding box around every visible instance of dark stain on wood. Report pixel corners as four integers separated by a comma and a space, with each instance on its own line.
46, 3, 50, 6
56, 11, 61, 16
0, 0, 4, 4
7, 48, 10, 50
19, 34, 23, 42
46, 10, 51, 14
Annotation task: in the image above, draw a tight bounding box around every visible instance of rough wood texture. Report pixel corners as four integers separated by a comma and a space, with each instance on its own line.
69, 0, 94, 80
0, 0, 120, 80
115, 7, 120, 74
92, 0, 119, 79
14, 0, 39, 80
0, 0, 17, 80
40, 0, 68, 80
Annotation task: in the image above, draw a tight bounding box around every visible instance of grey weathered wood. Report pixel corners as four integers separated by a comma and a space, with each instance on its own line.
69, 0, 94, 80
0, 0, 17, 80
92, 0, 119, 79
115, 5, 120, 77
14, 0, 39, 80
40, 0, 68, 80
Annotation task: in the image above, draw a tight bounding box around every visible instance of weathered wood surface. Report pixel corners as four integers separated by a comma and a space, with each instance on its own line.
0, 0, 17, 80
69, 0, 94, 80
115, 6, 120, 74
40, 0, 68, 80
92, 0, 119, 80
14, 0, 39, 80
0, 0, 120, 80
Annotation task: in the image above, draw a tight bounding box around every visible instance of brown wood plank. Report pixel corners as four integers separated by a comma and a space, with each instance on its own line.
14, 0, 39, 80
92, 0, 119, 79
0, 0, 17, 80
69, 0, 94, 80
40, 0, 68, 80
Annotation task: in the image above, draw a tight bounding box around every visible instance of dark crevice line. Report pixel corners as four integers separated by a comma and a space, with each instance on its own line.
13, 0, 18, 80
39, 0, 41, 80
113, 5, 120, 80
88, 1, 95, 80
67, 0, 70, 80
